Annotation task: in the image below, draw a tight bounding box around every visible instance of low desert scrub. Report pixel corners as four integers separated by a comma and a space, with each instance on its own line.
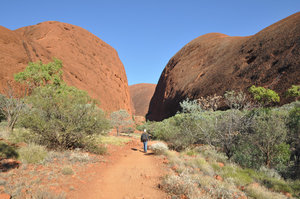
68, 151, 96, 163
35, 190, 66, 199
17, 143, 48, 164
82, 136, 107, 155
61, 166, 74, 175
259, 166, 282, 180
44, 150, 99, 165
149, 142, 168, 155
161, 146, 297, 198
196, 146, 227, 163
185, 155, 215, 177
216, 164, 254, 186
162, 172, 202, 198
245, 183, 287, 199
98, 135, 130, 146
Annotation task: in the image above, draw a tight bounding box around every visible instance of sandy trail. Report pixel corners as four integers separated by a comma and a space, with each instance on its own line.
70, 139, 167, 199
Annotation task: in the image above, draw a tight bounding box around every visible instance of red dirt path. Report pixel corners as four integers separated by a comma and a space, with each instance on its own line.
69, 139, 168, 199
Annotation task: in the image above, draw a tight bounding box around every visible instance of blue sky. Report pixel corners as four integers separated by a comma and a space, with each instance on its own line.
1, 0, 299, 85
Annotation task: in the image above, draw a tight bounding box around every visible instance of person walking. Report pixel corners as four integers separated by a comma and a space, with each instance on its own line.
141, 129, 149, 153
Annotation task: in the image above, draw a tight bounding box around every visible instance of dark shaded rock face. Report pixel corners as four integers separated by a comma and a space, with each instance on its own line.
130, 83, 156, 116
147, 12, 300, 121
0, 21, 132, 114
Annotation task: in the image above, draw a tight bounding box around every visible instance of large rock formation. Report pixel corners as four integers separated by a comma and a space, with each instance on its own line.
129, 83, 156, 116
0, 21, 132, 114
147, 12, 300, 121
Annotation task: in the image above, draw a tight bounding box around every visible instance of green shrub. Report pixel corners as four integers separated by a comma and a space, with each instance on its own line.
233, 142, 265, 169
242, 109, 288, 168
18, 144, 48, 164
249, 85, 280, 106
18, 84, 110, 150
15, 59, 110, 151
0, 141, 18, 159
286, 85, 300, 98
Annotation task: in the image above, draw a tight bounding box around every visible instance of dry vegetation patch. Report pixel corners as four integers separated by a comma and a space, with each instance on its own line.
0, 146, 104, 198
161, 147, 294, 199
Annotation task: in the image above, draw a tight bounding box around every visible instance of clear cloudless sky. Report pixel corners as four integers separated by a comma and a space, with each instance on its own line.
0, 0, 299, 85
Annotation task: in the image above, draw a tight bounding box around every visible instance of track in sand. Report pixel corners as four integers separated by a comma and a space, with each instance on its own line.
69, 139, 168, 199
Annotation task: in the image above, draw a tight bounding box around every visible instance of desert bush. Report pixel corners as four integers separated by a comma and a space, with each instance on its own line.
15, 59, 110, 152
179, 98, 203, 114
110, 109, 133, 136
212, 109, 244, 159
18, 84, 110, 151
249, 85, 280, 106
224, 90, 250, 110
18, 143, 48, 164
0, 86, 26, 132
81, 135, 107, 155
286, 85, 300, 100
149, 142, 168, 155
242, 108, 288, 168
61, 166, 74, 175
0, 141, 19, 159
286, 104, 300, 178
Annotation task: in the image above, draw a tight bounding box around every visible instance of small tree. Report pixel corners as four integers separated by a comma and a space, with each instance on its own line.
110, 110, 133, 136
287, 104, 300, 177
249, 85, 280, 106
214, 109, 244, 159
0, 82, 26, 132
14, 58, 63, 91
246, 109, 287, 167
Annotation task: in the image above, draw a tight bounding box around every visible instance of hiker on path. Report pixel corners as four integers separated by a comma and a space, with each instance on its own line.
141, 129, 150, 153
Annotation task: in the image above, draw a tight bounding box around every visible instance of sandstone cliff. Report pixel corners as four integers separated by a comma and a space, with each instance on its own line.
147, 12, 300, 121
0, 21, 132, 114
130, 83, 156, 116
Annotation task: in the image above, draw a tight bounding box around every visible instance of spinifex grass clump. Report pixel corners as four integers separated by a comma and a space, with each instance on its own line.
18, 143, 48, 164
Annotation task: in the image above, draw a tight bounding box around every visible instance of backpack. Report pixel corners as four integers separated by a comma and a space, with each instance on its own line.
141, 133, 148, 142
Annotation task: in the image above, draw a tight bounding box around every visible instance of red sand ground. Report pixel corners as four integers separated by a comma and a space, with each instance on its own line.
69, 139, 168, 199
